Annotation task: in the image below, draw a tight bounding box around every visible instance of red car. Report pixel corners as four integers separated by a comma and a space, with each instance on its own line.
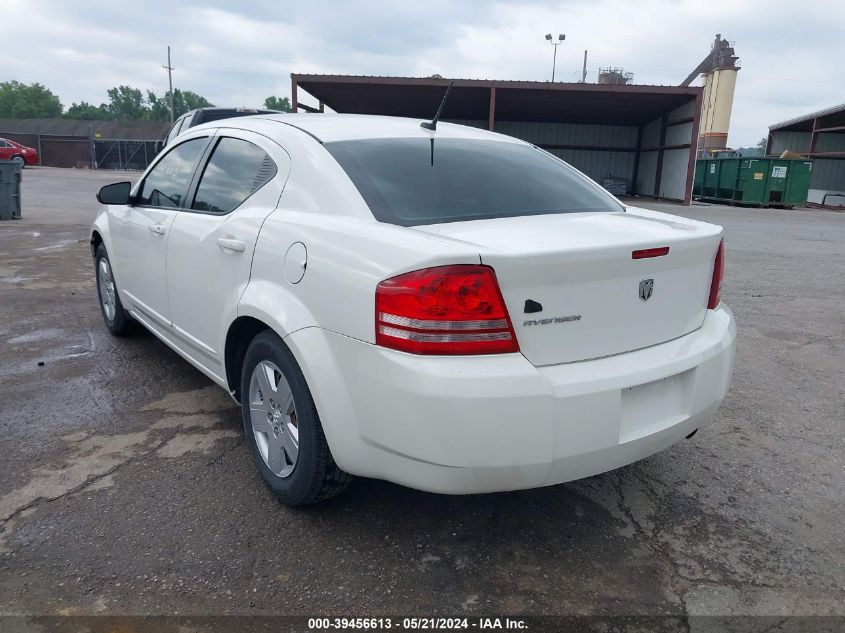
0, 137, 39, 167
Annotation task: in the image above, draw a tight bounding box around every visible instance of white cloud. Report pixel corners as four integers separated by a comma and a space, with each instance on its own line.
0, 0, 842, 145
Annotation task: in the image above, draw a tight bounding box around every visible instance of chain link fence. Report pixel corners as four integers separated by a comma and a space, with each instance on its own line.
93, 140, 160, 171
0, 131, 162, 170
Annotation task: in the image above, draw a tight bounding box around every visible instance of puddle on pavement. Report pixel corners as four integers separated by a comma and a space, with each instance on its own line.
0, 386, 239, 552
33, 242, 76, 252
8, 328, 67, 344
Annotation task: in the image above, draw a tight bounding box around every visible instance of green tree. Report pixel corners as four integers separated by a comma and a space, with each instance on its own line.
736, 137, 768, 158
264, 96, 291, 112
147, 91, 170, 122
179, 90, 213, 113
0, 81, 63, 118
64, 101, 111, 120
147, 89, 214, 122
105, 85, 148, 120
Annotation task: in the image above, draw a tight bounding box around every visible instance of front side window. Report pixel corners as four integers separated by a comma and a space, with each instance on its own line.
325, 138, 622, 226
0, 140, 10, 148
138, 137, 207, 208
191, 137, 277, 214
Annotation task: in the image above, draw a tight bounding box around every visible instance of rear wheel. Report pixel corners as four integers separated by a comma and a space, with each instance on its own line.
240, 330, 350, 505
95, 244, 136, 336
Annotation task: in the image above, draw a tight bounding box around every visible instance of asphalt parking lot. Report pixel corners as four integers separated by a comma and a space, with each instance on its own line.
0, 168, 843, 620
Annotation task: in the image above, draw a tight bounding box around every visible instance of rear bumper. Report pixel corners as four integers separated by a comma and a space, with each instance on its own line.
286, 305, 736, 494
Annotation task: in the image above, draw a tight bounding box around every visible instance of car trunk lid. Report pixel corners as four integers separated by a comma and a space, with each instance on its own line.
412, 208, 723, 366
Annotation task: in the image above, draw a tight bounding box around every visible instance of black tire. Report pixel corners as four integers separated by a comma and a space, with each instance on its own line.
240, 330, 351, 506
94, 244, 136, 337
11, 155, 25, 168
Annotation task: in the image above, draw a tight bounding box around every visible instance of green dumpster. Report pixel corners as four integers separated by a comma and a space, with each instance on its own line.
0, 159, 23, 220
693, 157, 812, 208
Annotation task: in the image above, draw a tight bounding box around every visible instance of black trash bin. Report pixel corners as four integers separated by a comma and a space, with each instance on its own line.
0, 159, 23, 220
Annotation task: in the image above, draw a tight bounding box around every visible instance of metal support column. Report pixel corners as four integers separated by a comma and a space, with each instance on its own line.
632, 125, 643, 194
809, 116, 819, 155
684, 92, 703, 205
653, 115, 668, 198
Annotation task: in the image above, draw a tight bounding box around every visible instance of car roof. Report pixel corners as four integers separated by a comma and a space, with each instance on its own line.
205, 113, 525, 145
189, 107, 277, 114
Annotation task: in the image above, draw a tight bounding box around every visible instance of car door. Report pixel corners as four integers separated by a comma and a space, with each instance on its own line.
0, 139, 12, 160
108, 134, 210, 330
165, 130, 290, 376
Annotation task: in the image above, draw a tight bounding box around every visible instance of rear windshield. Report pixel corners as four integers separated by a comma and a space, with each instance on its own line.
195, 110, 274, 125
325, 137, 621, 226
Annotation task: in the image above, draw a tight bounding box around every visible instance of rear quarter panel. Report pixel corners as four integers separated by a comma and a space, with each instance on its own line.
243, 212, 481, 344
237, 137, 483, 344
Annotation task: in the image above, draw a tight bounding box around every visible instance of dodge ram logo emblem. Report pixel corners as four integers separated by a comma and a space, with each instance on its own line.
639, 279, 654, 302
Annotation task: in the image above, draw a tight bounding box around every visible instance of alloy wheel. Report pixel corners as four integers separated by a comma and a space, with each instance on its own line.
249, 360, 299, 478
97, 258, 117, 321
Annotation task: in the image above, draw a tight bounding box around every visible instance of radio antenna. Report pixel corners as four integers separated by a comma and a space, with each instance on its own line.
420, 80, 454, 131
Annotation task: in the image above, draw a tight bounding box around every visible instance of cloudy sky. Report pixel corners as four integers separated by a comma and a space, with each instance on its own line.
2, 0, 842, 146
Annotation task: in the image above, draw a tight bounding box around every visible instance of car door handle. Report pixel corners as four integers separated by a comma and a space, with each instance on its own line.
148, 224, 167, 236
217, 238, 246, 253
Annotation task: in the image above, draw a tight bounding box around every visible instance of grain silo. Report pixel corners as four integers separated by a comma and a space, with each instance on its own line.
682, 35, 740, 153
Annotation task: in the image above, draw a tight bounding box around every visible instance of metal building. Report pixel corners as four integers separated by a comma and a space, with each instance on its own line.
766, 104, 845, 207
291, 75, 703, 204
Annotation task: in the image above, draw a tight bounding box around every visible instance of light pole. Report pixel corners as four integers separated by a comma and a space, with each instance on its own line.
545, 33, 565, 82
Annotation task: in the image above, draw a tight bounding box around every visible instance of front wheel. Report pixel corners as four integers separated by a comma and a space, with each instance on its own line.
94, 244, 136, 336
11, 155, 25, 167
241, 330, 350, 505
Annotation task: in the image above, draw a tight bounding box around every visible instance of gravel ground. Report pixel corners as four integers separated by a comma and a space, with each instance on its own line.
0, 168, 842, 625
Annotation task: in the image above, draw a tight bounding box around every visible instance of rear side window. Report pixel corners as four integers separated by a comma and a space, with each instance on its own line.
325, 138, 622, 226
139, 137, 207, 208
165, 116, 186, 145
191, 137, 277, 214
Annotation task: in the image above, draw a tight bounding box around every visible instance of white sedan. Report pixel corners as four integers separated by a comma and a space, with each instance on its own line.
91, 114, 735, 505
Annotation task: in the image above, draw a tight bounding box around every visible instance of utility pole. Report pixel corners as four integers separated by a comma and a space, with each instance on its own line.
162, 46, 175, 124
581, 50, 588, 83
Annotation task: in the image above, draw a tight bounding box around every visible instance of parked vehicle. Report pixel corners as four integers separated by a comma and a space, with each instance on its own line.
161, 107, 280, 148
0, 137, 39, 166
91, 114, 736, 506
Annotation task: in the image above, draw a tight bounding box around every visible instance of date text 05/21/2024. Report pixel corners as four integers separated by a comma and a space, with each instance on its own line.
307, 617, 528, 630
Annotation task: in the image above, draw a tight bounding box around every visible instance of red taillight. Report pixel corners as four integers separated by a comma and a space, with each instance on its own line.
375, 265, 519, 355
707, 239, 725, 309
632, 246, 670, 259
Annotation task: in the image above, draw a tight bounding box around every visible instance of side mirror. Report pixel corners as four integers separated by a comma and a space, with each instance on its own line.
96, 181, 132, 205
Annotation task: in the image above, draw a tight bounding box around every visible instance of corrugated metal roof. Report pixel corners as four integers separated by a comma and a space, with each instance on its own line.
769, 104, 845, 132
292, 73, 690, 90
292, 74, 701, 126
0, 118, 169, 140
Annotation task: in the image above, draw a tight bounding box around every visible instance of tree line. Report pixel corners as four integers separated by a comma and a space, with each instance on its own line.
0, 81, 291, 122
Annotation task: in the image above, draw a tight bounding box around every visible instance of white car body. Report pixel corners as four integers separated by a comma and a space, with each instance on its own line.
91, 114, 736, 495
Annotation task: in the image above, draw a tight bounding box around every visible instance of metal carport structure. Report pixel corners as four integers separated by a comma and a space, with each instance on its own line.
291, 74, 703, 204
766, 104, 845, 206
